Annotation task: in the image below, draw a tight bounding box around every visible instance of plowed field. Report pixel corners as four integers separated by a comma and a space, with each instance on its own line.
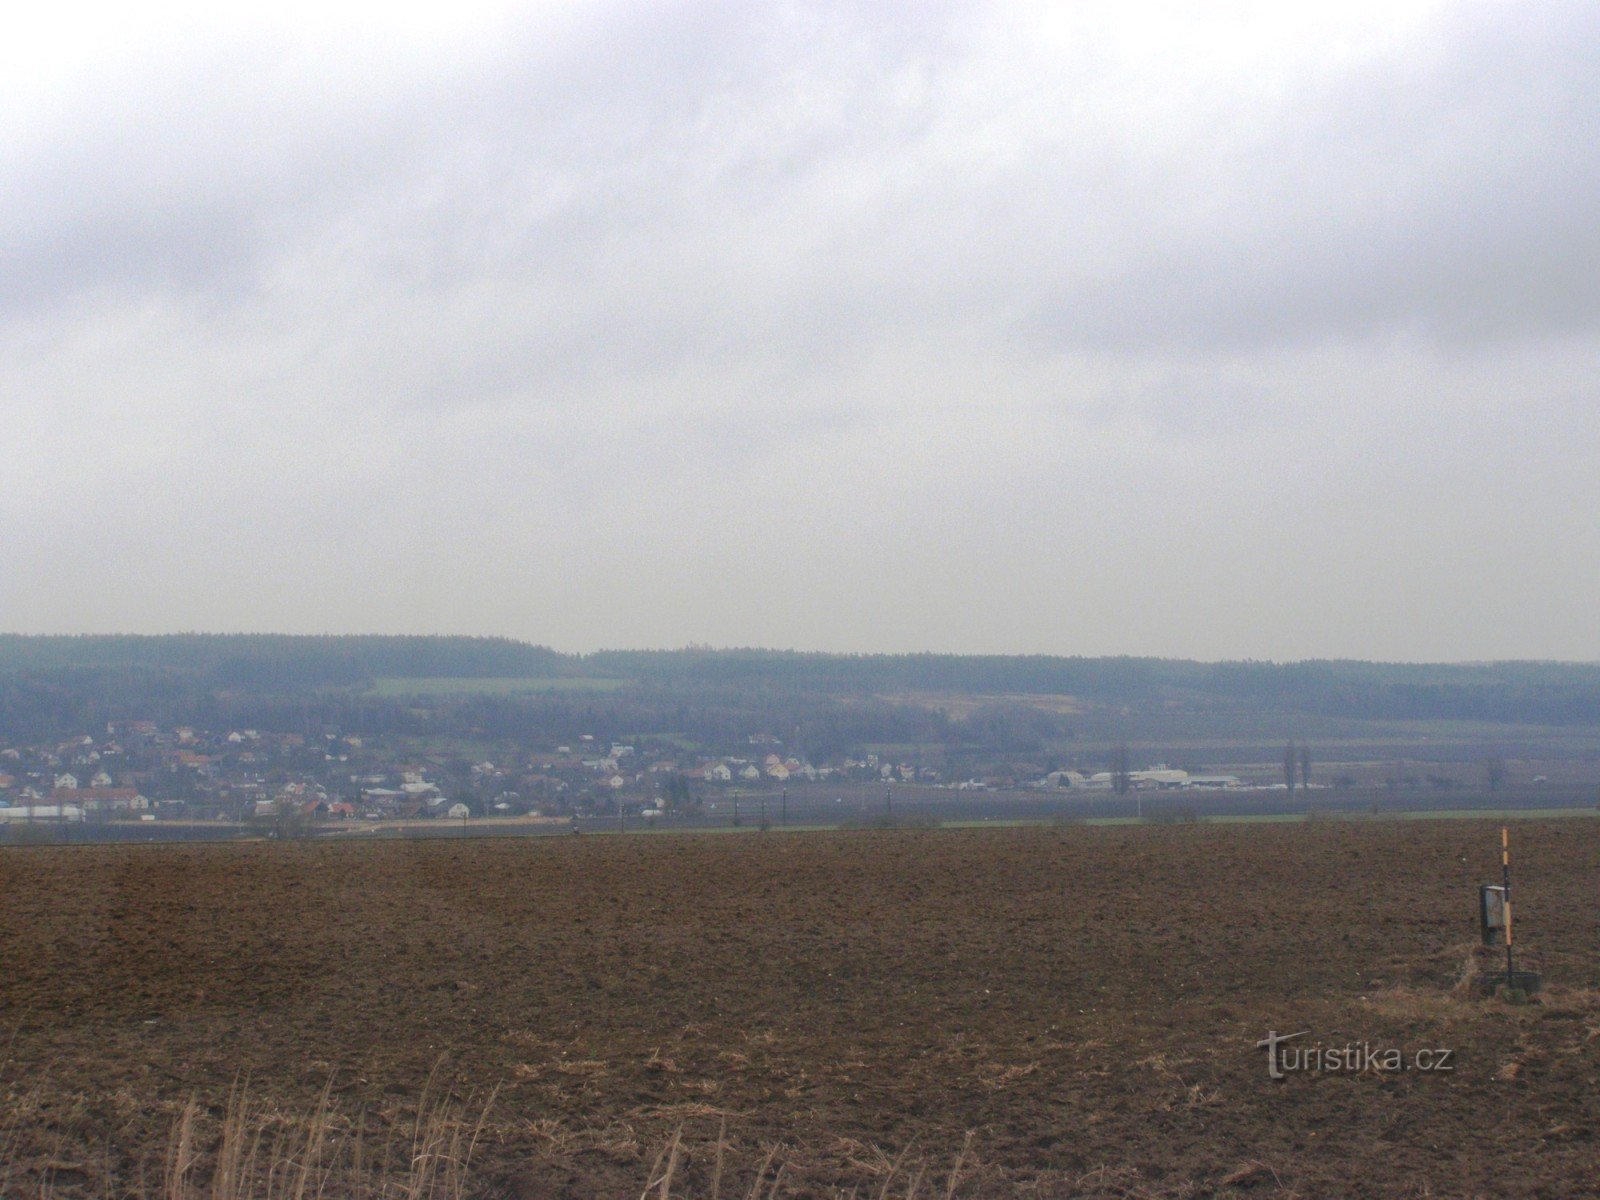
4, 820, 1599, 1197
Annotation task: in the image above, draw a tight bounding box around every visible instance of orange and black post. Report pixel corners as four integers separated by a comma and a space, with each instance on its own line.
1501, 826, 1515, 986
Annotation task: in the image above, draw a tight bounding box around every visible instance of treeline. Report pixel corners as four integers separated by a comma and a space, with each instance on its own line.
0, 634, 566, 688
2, 637, 1600, 740
0, 669, 992, 758
592, 649, 1600, 724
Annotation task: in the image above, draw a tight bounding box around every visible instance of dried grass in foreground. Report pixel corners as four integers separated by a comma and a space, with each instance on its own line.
13, 1093, 1320, 1200
636, 1122, 981, 1200
160, 1065, 497, 1200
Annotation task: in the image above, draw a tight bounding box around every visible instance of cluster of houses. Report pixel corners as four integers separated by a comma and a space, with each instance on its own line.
0, 718, 1261, 829
0, 722, 960, 826
0, 745, 154, 824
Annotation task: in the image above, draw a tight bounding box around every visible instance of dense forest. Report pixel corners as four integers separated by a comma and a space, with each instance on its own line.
588, 649, 1600, 722
0, 634, 564, 684
1, 635, 1598, 746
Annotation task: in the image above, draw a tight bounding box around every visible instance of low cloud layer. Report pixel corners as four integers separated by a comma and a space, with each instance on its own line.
4, 1, 1597, 659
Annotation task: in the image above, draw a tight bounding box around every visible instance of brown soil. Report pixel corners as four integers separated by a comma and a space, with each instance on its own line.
3, 820, 1600, 1197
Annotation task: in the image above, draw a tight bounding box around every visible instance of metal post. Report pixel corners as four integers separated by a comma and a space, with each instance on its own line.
1502, 826, 1515, 986
886, 786, 892, 817
781, 787, 787, 826
733, 794, 739, 828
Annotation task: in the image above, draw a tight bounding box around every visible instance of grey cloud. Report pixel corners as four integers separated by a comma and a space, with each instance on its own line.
1024, 1, 1600, 351
9, 1, 1599, 362
5, 2, 1600, 657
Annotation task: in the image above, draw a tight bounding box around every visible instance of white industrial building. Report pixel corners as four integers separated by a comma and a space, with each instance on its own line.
0, 805, 85, 822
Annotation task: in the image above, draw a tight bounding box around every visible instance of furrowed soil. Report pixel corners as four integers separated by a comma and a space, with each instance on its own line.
4, 821, 1600, 1198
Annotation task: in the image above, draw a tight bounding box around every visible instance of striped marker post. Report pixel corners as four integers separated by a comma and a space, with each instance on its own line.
1501, 826, 1516, 989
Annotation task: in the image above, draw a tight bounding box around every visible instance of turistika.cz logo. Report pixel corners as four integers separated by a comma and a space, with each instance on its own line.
1256, 1031, 1455, 1079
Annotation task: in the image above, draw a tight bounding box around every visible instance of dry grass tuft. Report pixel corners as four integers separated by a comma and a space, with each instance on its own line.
1363, 985, 1481, 1023
151, 1065, 496, 1200
634, 1126, 980, 1199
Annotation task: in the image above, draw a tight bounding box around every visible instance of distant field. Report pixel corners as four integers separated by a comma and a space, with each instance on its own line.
365, 675, 627, 696
884, 690, 1087, 716
619, 731, 704, 751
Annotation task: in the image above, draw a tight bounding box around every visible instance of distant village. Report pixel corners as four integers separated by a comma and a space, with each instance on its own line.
0, 719, 1258, 828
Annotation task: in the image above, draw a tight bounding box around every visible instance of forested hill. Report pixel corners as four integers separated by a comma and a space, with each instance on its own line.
0, 634, 566, 687
592, 649, 1599, 696
590, 650, 1600, 723
1, 635, 1599, 728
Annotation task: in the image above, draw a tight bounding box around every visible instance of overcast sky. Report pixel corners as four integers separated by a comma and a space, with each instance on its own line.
3, 0, 1597, 660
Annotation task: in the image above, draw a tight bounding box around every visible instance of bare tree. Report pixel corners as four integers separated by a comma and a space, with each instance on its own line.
1484, 756, 1507, 792
1283, 742, 1297, 796
1299, 744, 1312, 790
261, 795, 309, 840
1111, 744, 1131, 796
